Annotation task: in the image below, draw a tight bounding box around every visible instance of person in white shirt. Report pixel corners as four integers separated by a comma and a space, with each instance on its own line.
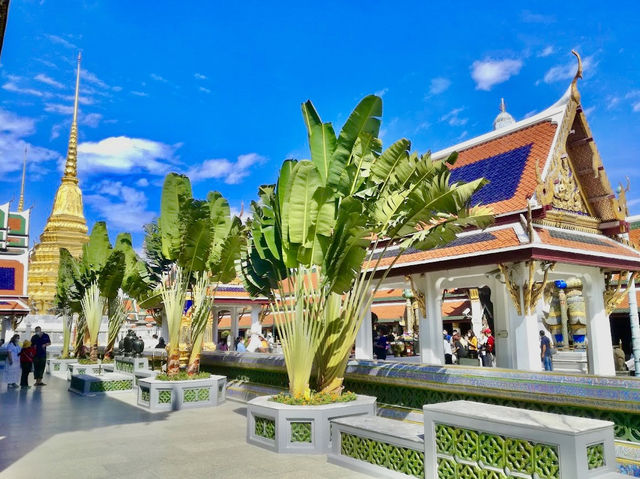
443, 331, 453, 364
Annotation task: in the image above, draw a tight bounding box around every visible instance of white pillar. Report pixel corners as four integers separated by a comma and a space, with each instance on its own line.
420, 274, 444, 365
250, 305, 262, 335
469, 288, 483, 337
0, 317, 8, 342
355, 292, 373, 360
211, 307, 219, 348
230, 307, 239, 351
492, 280, 513, 369
583, 271, 615, 376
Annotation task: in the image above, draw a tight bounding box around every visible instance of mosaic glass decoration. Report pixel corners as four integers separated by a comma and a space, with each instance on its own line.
587, 443, 605, 470
290, 422, 312, 443
340, 432, 424, 478
0, 267, 15, 290
254, 416, 276, 440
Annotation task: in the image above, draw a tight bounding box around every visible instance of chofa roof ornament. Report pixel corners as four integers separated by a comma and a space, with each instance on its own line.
570, 50, 583, 104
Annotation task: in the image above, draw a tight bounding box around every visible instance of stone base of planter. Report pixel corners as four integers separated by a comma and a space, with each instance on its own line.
137, 375, 226, 411
66, 362, 106, 380
246, 394, 377, 454
114, 356, 149, 373
47, 358, 77, 377
68, 373, 134, 396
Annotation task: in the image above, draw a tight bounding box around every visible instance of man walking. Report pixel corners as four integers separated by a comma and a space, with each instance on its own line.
540, 330, 553, 371
31, 326, 51, 386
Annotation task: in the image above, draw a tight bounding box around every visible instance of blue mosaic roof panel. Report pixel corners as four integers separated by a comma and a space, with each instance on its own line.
0, 267, 15, 290
449, 143, 533, 206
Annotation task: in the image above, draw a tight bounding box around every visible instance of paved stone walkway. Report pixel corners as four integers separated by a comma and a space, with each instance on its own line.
0, 376, 368, 479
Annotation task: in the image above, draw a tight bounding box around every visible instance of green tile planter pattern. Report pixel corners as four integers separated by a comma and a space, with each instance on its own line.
435, 423, 559, 479
158, 390, 172, 404
53, 363, 60, 371
116, 360, 134, 373
587, 443, 605, 470
77, 368, 86, 375
89, 379, 133, 393
183, 388, 210, 403
255, 416, 276, 440
340, 432, 424, 478
290, 422, 312, 443
141, 387, 150, 403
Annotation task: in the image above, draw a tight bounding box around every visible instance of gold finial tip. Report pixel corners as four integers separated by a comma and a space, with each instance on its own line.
500, 98, 506, 112
571, 50, 583, 81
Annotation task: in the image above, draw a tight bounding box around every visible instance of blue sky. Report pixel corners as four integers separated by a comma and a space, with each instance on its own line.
1, 1, 640, 250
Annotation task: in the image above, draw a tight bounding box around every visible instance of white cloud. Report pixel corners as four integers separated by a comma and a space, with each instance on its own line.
440, 107, 468, 126
77, 136, 179, 176
471, 58, 523, 91
538, 46, 554, 57
429, 77, 451, 95
194, 73, 207, 80
523, 110, 538, 119
57, 93, 94, 105
45, 34, 77, 49
375, 88, 388, 97
583, 106, 596, 117
83, 113, 103, 128
150, 73, 167, 82
2, 81, 52, 98
44, 104, 102, 128
456, 131, 468, 141
198, 86, 211, 94
44, 103, 73, 115
521, 10, 556, 24
188, 153, 266, 184
35, 73, 64, 89
0, 108, 60, 178
633, 102, 640, 113
82, 69, 110, 90
136, 178, 149, 187
131, 90, 148, 97
607, 96, 621, 110
85, 180, 155, 232
543, 55, 596, 83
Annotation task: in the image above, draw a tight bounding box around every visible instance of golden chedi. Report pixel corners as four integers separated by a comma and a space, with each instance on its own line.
28, 53, 89, 313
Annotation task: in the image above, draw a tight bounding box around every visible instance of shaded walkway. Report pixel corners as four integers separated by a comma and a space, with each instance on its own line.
0, 376, 367, 478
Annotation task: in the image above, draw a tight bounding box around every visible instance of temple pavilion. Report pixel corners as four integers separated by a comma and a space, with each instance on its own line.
350, 53, 640, 377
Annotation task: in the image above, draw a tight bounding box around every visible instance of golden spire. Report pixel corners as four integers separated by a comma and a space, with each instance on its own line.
18, 146, 26, 212
500, 98, 506, 113
63, 52, 82, 183
570, 50, 583, 103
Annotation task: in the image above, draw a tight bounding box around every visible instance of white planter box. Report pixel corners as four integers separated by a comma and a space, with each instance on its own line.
69, 373, 134, 396
66, 362, 106, 380
137, 375, 226, 412
246, 394, 377, 454
47, 358, 77, 376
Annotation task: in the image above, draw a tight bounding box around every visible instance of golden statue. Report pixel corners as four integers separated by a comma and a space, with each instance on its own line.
28, 53, 89, 313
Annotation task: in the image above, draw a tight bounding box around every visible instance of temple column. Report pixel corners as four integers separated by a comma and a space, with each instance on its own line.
469, 288, 483, 337
211, 307, 219, 348
230, 307, 239, 351
0, 317, 8, 342
583, 270, 615, 376
491, 280, 513, 369
419, 274, 444, 365
355, 291, 373, 360
250, 304, 262, 335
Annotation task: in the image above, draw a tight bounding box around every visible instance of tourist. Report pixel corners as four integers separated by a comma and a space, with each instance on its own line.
259, 335, 270, 352
479, 329, 493, 367
452, 333, 467, 363
0, 338, 4, 348
236, 337, 247, 352
19, 340, 36, 389
443, 331, 453, 364
30, 326, 51, 386
540, 330, 553, 371
467, 330, 478, 359
154, 337, 166, 349
4, 334, 21, 388
374, 329, 389, 360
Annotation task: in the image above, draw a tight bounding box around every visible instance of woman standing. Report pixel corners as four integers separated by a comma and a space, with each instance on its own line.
19, 340, 36, 389
5, 334, 21, 389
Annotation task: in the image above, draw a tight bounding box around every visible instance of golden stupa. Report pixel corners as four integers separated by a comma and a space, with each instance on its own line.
28, 53, 89, 314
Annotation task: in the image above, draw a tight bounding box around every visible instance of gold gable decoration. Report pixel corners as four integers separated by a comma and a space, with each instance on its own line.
536, 154, 591, 215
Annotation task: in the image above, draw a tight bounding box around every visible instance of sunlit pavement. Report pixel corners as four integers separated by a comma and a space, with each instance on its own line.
0, 376, 368, 479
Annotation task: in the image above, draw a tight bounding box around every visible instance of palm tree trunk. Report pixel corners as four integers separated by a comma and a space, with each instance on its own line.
167, 348, 181, 376
90, 343, 98, 362
187, 335, 204, 375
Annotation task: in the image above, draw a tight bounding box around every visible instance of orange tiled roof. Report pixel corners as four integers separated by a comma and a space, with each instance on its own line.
536, 227, 640, 261
372, 303, 406, 321
442, 299, 469, 318
447, 121, 557, 215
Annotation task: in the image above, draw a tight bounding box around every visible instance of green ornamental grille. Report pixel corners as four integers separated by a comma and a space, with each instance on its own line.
141, 387, 150, 403
53, 363, 60, 371
116, 360, 134, 373
290, 422, 312, 443
197, 388, 210, 401
254, 416, 276, 440
158, 390, 172, 404
138, 362, 145, 369
183, 388, 210, 403
77, 368, 86, 375
340, 432, 424, 478
434, 424, 559, 479
89, 379, 133, 392
587, 443, 605, 469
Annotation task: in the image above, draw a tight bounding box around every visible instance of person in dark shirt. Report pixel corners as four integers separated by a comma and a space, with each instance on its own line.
540, 330, 553, 371
374, 329, 389, 360
30, 326, 51, 386
19, 340, 36, 389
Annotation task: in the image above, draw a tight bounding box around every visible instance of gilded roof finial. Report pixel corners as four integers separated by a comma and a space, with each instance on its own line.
500, 98, 506, 113
570, 50, 582, 103
63, 52, 82, 183
18, 146, 27, 212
